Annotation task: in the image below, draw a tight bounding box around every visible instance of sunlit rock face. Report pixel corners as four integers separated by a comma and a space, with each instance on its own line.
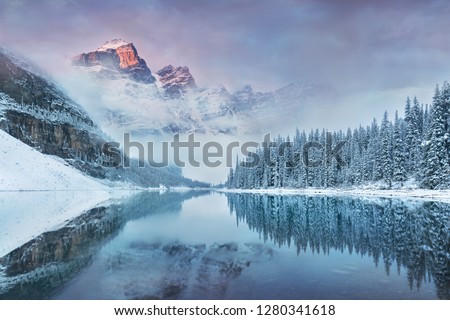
157, 65, 197, 97
72, 39, 156, 83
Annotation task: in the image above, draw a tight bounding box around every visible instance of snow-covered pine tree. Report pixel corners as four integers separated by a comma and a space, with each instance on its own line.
225, 84, 448, 191
421, 84, 450, 189
380, 111, 393, 188
404, 97, 412, 169
410, 97, 422, 175
226, 167, 234, 188
369, 119, 382, 182
392, 111, 407, 183
441, 83, 450, 188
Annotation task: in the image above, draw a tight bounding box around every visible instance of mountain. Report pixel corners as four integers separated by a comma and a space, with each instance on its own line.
0, 47, 106, 176
157, 65, 197, 97
68, 39, 335, 137
0, 46, 208, 188
72, 39, 155, 83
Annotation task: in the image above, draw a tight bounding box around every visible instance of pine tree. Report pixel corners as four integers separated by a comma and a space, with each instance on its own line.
225, 84, 448, 191
380, 111, 393, 188
409, 97, 422, 175
227, 167, 234, 188
441, 82, 450, 169
392, 111, 407, 183
421, 85, 450, 189
369, 119, 382, 181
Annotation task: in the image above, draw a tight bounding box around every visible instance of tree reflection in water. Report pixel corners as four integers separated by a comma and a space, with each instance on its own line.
226, 194, 449, 299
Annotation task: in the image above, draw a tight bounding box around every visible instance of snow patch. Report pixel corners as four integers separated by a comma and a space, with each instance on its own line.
0, 129, 126, 256
219, 187, 450, 203
97, 39, 130, 51
0, 129, 106, 191
0, 191, 112, 257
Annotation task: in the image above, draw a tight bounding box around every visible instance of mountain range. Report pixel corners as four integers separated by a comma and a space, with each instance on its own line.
0, 39, 335, 187
68, 39, 335, 137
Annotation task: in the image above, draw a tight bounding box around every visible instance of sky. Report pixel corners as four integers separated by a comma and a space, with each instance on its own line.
1, 0, 450, 130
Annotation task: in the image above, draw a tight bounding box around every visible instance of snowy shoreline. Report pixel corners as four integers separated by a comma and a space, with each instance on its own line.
218, 187, 450, 203
0, 189, 141, 258
0, 129, 159, 256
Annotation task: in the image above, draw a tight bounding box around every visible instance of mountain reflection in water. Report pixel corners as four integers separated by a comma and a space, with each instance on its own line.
0, 192, 448, 300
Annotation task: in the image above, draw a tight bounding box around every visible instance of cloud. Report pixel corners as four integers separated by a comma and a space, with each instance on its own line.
0, 0, 449, 127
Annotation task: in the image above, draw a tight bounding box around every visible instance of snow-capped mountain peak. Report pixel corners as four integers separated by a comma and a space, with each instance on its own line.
72, 39, 155, 83
68, 39, 335, 136
97, 38, 130, 51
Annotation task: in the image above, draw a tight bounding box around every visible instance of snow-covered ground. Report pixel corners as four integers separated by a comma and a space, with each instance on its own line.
97, 38, 130, 51
0, 130, 198, 257
0, 191, 112, 257
0, 130, 135, 256
0, 129, 107, 191
219, 187, 450, 203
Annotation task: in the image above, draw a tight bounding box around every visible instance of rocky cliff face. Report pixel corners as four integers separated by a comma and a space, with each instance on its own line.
157, 65, 197, 97
0, 48, 106, 175
72, 39, 155, 83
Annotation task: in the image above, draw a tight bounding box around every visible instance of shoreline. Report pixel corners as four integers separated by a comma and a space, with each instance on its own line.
0, 188, 141, 257
217, 187, 450, 203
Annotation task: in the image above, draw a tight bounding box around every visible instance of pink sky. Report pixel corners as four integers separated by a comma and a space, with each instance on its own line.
1, 0, 449, 128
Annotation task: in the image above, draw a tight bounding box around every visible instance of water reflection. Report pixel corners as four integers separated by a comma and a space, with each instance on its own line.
0, 192, 448, 300
226, 194, 450, 299
0, 190, 208, 299
89, 241, 274, 300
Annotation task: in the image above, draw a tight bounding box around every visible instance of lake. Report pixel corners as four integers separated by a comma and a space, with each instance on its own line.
0, 191, 448, 299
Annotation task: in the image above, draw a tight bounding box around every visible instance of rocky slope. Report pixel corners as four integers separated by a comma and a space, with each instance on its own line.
0, 47, 105, 170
